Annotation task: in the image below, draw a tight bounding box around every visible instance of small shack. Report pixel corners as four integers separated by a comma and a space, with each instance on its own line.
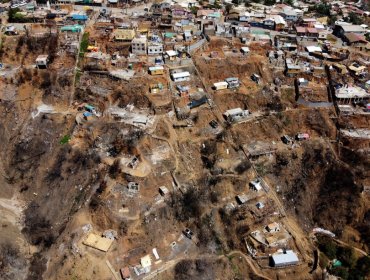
171, 71, 190, 82
83, 233, 114, 252
225, 77, 240, 88
223, 108, 249, 123
213, 81, 228, 90
149, 66, 164, 75
36, 55, 49, 69
270, 250, 299, 267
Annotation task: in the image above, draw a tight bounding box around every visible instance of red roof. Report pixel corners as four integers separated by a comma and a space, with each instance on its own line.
296, 27, 306, 33
307, 28, 318, 33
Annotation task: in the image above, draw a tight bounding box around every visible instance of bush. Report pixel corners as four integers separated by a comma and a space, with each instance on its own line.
331, 266, 349, 280
337, 247, 357, 269
234, 160, 251, 174
318, 236, 337, 259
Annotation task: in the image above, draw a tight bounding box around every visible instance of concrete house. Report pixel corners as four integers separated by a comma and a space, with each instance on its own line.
36, 55, 49, 69
131, 37, 147, 55
171, 71, 190, 82
270, 250, 299, 267
113, 29, 135, 41
333, 24, 366, 39
147, 42, 163, 55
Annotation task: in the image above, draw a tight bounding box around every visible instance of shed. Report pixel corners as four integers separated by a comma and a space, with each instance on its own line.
159, 186, 169, 196
225, 77, 240, 88
141, 255, 152, 268
148, 66, 164, 75
266, 222, 280, 232
120, 267, 131, 280
236, 194, 249, 204
213, 81, 228, 90
270, 250, 299, 267
250, 179, 262, 191
171, 71, 190, 82
36, 55, 49, 69
241, 47, 250, 54
83, 233, 114, 252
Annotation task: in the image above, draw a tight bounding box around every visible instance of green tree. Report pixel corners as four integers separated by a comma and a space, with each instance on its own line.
337, 247, 357, 269
332, 266, 349, 280
264, 0, 276, 6
347, 12, 363, 25
318, 237, 337, 259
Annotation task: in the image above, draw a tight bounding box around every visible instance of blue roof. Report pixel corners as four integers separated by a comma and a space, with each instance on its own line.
72, 14, 88, 21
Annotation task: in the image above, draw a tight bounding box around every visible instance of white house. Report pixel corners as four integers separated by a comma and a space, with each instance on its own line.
131, 37, 147, 55
147, 42, 163, 55
171, 71, 190, 82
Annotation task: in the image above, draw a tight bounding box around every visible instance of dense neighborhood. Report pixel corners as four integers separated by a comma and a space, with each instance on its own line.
0, 0, 369, 279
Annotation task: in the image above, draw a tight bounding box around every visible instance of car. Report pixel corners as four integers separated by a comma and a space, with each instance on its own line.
183, 228, 193, 239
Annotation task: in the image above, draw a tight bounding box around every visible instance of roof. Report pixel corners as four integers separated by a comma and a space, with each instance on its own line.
295, 27, 306, 33
306, 27, 318, 33
149, 66, 164, 71
113, 29, 135, 40
271, 250, 299, 265
335, 86, 370, 98
306, 46, 322, 53
83, 233, 114, 252
345, 32, 367, 43
166, 50, 177, 56
340, 25, 365, 33
141, 255, 152, 268
171, 71, 190, 79
225, 108, 244, 116
132, 37, 147, 43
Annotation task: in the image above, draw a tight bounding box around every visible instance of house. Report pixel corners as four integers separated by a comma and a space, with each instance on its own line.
140, 255, 152, 272
344, 33, 368, 48
127, 182, 139, 193
306, 28, 318, 38
61, 24, 83, 33
335, 85, 370, 104
236, 194, 249, 204
223, 108, 249, 123
333, 24, 366, 39
159, 186, 169, 196
266, 222, 280, 232
225, 77, 240, 88
284, 10, 299, 22
131, 37, 147, 55
35, 55, 49, 69
184, 31, 192, 42
113, 29, 135, 41
165, 50, 178, 61
83, 233, 114, 252
171, 71, 190, 82
4, 25, 18, 35
241, 47, 250, 55
270, 250, 299, 267
263, 18, 275, 30
250, 179, 262, 191
147, 42, 163, 55
120, 267, 131, 280
213, 81, 228, 90
148, 66, 164, 76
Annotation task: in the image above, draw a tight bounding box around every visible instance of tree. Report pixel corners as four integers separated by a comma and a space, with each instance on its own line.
225, 3, 233, 14
337, 247, 357, 269
264, 0, 276, 6
347, 12, 363, 25
331, 266, 349, 280
318, 236, 337, 259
